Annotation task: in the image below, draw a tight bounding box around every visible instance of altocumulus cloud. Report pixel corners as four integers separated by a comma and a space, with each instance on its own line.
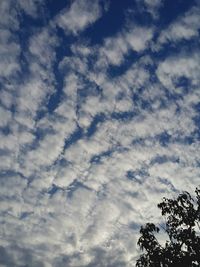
0, 0, 200, 266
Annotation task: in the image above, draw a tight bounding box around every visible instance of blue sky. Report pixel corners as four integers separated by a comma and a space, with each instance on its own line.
0, 0, 200, 266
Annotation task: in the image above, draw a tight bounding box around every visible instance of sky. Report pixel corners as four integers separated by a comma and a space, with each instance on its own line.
0, 0, 200, 266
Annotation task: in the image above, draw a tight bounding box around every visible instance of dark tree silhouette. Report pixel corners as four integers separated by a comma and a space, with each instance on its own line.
136, 188, 200, 267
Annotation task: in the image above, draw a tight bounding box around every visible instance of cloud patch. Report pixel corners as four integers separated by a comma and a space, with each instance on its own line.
56, 0, 104, 35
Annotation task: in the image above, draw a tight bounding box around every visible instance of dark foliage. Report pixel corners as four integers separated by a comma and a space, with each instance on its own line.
136, 188, 200, 267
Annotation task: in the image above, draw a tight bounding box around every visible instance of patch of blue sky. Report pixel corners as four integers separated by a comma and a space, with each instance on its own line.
20, 211, 34, 220
158, 131, 198, 146
77, 80, 102, 100
46, 0, 71, 19
126, 170, 145, 184
192, 116, 200, 141
84, 0, 136, 44
157, 177, 178, 193
90, 149, 114, 164
86, 113, 106, 137
159, 0, 197, 27
131, 89, 156, 112
46, 30, 74, 114
157, 131, 171, 146
47, 183, 62, 196
46, 72, 64, 114
111, 111, 137, 121
66, 179, 91, 198
63, 125, 84, 150
0, 125, 11, 136
107, 50, 143, 78
0, 170, 24, 179
150, 155, 179, 165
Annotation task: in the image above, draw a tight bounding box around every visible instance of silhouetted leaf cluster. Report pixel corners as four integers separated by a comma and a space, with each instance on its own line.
136, 188, 200, 267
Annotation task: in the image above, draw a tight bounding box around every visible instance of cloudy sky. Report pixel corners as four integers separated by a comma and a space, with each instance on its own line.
0, 0, 200, 266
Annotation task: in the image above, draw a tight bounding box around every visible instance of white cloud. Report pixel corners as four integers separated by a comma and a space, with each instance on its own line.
156, 5, 200, 47
0, 1, 19, 30
96, 25, 154, 67
18, 0, 44, 18
144, 0, 163, 18
156, 52, 200, 90
56, 0, 103, 35
0, 106, 12, 127
29, 28, 58, 67
0, 29, 20, 78
0, 1, 22, 79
